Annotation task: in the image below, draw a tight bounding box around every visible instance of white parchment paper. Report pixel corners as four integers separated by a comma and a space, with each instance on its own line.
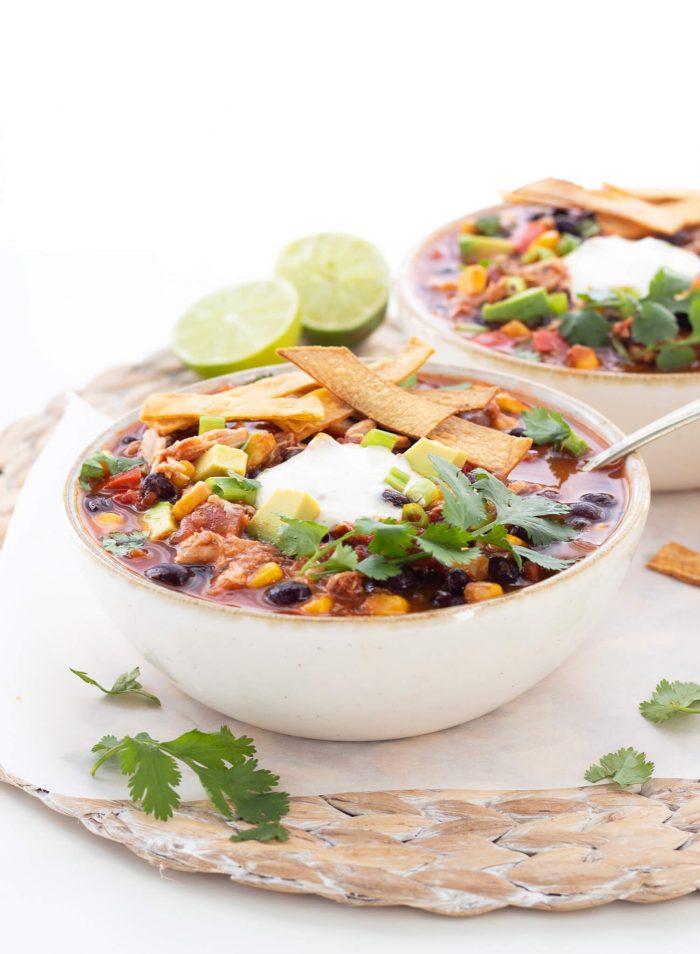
1, 395, 699, 800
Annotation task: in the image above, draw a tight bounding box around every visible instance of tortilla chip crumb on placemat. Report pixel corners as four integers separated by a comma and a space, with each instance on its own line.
647, 542, 700, 587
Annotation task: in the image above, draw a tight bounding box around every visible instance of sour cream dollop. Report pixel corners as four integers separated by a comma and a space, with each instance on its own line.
565, 235, 700, 297
255, 434, 418, 527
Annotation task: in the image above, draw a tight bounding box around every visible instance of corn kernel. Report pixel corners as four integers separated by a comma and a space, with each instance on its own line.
93, 512, 124, 529
499, 320, 532, 339
170, 459, 196, 488
459, 219, 477, 234
300, 595, 334, 615
496, 392, 530, 414
247, 562, 285, 589
465, 581, 504, 603
172, 481, 211, 520
566, 344, 601, 370
533, 229, 560, 250
362, 593, 409, 616
506, 533, 526, 547
245, 431, 277, 470
457, 264, 488, 296
465, 554, 489, 582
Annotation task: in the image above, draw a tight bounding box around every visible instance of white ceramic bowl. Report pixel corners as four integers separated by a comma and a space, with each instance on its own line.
397, 216, 700, 491
65, 362, 649, 742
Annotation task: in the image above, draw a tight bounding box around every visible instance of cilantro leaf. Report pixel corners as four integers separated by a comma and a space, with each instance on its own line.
512, 346, 542, 363
90, 726, 289, 838
521, 408, 589, 457
355, 517, 417, 558
584, 747, 654, 788
276, 517, 327, 558
511, 545, 576, 572
559, 309, 611, 348
232, 821, 289, 843
416, 523, 475, 567
646, 268, 691, 313
632, 301, 679, 347
471, 470, 576, 546
70, 666, 161, 705
101, 530, 148, 557
79, 451, 146, 490
656, 343, 696, 371
356, 554, 405, 580
315, 541, 358, 576
639, 679, 700, 723
429, 456, 487, 530
475, 215, 503, 237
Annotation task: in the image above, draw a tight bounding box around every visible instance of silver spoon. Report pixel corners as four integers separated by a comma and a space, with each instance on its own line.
581, 396, 700, 472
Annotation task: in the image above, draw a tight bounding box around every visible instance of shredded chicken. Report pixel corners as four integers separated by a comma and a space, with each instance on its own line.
140, 427, 167, 465
171, 496, 251, 544
507, 256, 570, 293
324, 571, 365, 601
152, 427, 248, 469
343, 419, 376, 443
211, 537, 283, 590
175, 530, 227, 565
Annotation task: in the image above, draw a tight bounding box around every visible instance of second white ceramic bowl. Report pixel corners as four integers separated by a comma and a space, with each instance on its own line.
398, 221, 700, 491
65, 362, 649, 741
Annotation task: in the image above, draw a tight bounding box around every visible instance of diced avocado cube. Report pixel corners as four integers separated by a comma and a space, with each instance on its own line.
481, 287, 551, 325
248, 489, 321, 543
459, 234, 514, 263
193, 444, 248, 481
142, 501, 177, 541
404, 438, 467, 479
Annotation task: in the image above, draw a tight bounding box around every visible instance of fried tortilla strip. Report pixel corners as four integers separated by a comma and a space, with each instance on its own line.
278, 346, 452, 438
602, 184, 700, 204
141, 393, 325, 435
647, 542, 700, 587
407, 385, 498, 411
278, 337, 435, 439
430, 416, 532, 477
502, 178, 694, 234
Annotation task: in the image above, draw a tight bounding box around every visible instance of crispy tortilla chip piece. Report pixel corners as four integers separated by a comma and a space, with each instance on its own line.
647, 542, 700, 587
429, 416, 532, 477
141, 394, 325, 435
407, 386, 498, 411
279, 337, 435, 439
602, 184, 700, 204
278, 346, 452, 438
503, 178, 697, 234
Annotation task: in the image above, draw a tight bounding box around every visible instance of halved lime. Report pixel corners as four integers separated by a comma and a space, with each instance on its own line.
276, 233, 390, 345
173, 278, 301, 377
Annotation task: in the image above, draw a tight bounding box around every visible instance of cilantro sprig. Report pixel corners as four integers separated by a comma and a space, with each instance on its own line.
101, 530, 148, 557
585, 747, 654, 788
71, 666, 161, 705
639, 679, 700, 723
276, 517, 357, 577
91, 725, 289, 839
521, 407, 589, 457
79, 450, 146, 490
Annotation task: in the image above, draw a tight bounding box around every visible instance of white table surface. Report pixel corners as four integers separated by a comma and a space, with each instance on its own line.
2, 2, 700, 948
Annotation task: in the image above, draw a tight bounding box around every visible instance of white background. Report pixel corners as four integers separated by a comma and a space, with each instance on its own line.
2, 1, 700, 949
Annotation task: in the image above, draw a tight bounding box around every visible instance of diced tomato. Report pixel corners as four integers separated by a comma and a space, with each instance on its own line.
112, 489, 141, 506
511, 220, 547, 254
532, 329, 567, 353
473, 331, 512, 349
102, 466, 143, 491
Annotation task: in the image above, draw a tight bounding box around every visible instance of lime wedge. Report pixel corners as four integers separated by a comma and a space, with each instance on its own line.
173, 279, 301, 377
276, 233, 390, 345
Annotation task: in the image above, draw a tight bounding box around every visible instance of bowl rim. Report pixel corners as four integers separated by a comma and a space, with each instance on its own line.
397, 205, 700, 385
64, 358, 650, 627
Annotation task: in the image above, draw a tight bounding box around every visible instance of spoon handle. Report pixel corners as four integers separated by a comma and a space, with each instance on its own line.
581, 396, 700, 473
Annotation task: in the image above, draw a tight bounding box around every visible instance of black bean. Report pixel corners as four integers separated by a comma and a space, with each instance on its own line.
539, 490, 560, 500
566, 517, 589, 531
553, 211, 582, 235
580, 491, 616, 508
413, 565, 444, 586
145, 563, 193, 587
382, 488, 411, 507
569, 500, 605, 521
84, 495, 113, 514
432, 589, 464, 608
384, 568, 419, 594
141, 472, 178, 502
508, 427, 526, 438
445, 568, 468, 594
120, 434, 140, 445
265, 581, 312, 605
488, 556, 519, 586
281, 446, 305, 461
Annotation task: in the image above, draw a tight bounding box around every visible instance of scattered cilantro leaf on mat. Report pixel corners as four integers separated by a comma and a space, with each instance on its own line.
639, 679, 700, 723
101, 530, 148, 557
632, 301, 679, 347
70, 666, 161, 705
277, 517, 327, 558
470, 469, 576, 546
232, 821, 290, 843
521, 407, 589, 457
90, 725, 289, 839
79, 451, 146, 490
429, 456, 487, 530
584, 748, 654, 788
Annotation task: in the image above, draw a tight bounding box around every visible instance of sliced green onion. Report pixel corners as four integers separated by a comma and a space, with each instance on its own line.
407, 478, 439, 507
205, 474, 260, 505
441, 381, 473, 391
547, 292, 569, 315
361, 428, 399, 450
555, 233, 581, 257
456, 322, 485, 335
198, 415, 226, 435
402, 502, 428, 527
399, 373, 417, 389
503, 276, 527, 296
479, 258, 491, 269
384, 467, 410, 492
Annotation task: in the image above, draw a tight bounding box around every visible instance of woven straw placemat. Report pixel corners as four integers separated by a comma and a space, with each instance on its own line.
2, 333, 700, 917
